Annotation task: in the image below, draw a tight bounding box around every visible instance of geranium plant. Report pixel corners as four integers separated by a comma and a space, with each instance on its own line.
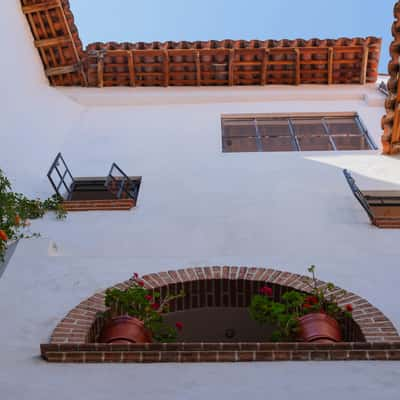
249, 265, 353, 341
105, 273, 185, 342
0, 169, 66, 261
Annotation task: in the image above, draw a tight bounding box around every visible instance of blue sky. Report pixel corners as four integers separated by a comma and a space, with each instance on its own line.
70, 0, 393, 73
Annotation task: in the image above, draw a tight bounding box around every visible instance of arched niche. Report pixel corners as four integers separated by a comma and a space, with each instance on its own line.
48, 267, 399, 345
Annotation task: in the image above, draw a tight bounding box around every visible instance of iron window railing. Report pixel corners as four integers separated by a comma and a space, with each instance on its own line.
47, 153, 140, 202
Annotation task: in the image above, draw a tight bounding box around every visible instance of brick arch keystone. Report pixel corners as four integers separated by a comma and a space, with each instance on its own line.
48, 266, 399, 345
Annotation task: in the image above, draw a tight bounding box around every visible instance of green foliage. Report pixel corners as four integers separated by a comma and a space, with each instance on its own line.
249, 266, 353, 341
249, 290, 306, 341
105, 277, 185, 342
0, 169, 66, 261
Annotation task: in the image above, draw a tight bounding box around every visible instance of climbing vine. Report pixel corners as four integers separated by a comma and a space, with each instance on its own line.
0, 169, 66, 261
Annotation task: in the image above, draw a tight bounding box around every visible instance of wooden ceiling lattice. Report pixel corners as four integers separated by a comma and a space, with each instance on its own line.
382, 1, 400, 154
21, 1, 381, 89
21, 0, 86, 86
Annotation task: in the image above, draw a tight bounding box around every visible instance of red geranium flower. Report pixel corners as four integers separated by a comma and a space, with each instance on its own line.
305, 296, 318, 305
137, 280, 145, 287
0, 230, 8, 242
303, 303, 311, 309
145, 295, 153, 302
260, 286, 273, 297
151, 303, 159, 310
345, 304, 353, 312
175, 322, 183, 331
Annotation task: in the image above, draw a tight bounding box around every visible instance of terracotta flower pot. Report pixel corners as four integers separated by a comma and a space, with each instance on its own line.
100, 316, 152, 344
298, 312, 342, 343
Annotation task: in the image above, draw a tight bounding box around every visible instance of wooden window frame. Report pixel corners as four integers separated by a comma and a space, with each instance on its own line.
221, 112, 377, 153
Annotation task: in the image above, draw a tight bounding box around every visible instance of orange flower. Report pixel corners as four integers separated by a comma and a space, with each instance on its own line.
0, 230, 8, 241
15, 215, 21, 226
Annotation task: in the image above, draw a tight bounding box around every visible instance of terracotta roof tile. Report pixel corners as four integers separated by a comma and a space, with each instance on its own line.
382, 1, 400, 154
20, 1, 381, 88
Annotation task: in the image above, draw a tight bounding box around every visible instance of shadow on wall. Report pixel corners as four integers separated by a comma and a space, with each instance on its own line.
0, 241, 19, 279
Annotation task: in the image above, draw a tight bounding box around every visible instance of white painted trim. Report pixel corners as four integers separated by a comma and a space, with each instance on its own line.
57, 85, 377, 107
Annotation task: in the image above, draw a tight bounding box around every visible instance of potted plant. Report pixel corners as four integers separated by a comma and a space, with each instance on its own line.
101, 273, 185, 344
249, 266, 353, 342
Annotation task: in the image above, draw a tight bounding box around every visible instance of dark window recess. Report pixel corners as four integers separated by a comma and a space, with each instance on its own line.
343, 169, 400, 228
47, 153, 141, 202
222, 114, 376, 153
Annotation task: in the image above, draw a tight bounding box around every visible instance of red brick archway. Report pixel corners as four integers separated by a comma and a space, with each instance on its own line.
41, 267, 400, 362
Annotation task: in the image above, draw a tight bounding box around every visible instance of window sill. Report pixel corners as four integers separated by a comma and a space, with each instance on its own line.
62, 199, 135, 212
40, 342, 400, 363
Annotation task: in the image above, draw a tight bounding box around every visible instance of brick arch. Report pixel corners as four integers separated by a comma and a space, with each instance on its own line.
48, 266, 399, 345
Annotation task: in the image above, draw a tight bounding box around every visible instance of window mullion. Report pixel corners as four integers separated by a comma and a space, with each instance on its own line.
254, 118, 263, 152
322, 118, 337, 151
288, 119, 300, 151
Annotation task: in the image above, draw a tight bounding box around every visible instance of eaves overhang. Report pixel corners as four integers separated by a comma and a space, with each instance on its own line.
20, 1, 381, 88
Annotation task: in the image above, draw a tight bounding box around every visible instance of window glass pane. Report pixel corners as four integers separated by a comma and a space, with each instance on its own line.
297, 135, 333, 151
222, 119, 256, 137
332, 135, 370, 150
49, 168, 61, 189
257, 119, 291, 136
64, 173, 73, 191
291, 118, 326, 137
222, 137, 258, 152
325, 118, 362, 136
221, 114, 371, 153
261, 136, 294, 152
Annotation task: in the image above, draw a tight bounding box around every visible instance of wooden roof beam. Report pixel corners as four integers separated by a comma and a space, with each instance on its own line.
22, 0, 61, 14
196, 51, 201, 86
328, 47, 334, 84
229, 49, 234, 86
360, 45, 369, 85
261, 49, 269, 86
163, 50, 169, 87
97, 56, 104, 88
56, 1, 87, 86
45, 64, 80, 77
128, 51, 136, 87
294, 48, 300, 85
34, 36, 72, 48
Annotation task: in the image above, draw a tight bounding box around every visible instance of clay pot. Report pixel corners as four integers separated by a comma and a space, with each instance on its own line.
100, 316, 152, 344
298, 312, 342, 343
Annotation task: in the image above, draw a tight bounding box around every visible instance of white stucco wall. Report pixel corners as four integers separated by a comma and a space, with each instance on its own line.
1, 2, 400, 399
0, 1, 83, 196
